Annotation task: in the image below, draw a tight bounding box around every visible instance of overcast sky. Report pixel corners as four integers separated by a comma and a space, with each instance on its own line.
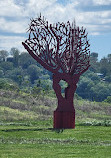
0, 0, 111, 59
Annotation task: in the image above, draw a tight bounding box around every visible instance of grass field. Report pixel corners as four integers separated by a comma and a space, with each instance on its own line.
0, 90, 111, 158
0, 120, 111, 158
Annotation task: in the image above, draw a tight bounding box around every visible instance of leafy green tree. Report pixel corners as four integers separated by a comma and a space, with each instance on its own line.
0, 78, 19, 90
90, 52, 98, 62
85, 71, 101, 84
76, 72, 111, 101
18, 52, 36, 69
5, 68, 24, 85
99, 57, 109, 76
10, 48, 20, 67
104, 96, 111, 103
107, 54, 111, 78
107, 54, 111, 63
76, 77, 93, 99
0, 61, 13, 71
90, 82, 111, 101
0, 69, 4, 78
36, 79, 52, 90
105, 76, 111, 82
0, 50, 8, 61
27, 65, 42, 84
89, 52, 99, 72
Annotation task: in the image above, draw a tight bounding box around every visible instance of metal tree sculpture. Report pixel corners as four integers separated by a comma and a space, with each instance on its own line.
22, 15, 90, 129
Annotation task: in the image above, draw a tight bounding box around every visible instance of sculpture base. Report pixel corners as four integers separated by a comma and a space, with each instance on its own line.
53, 110, 75, 129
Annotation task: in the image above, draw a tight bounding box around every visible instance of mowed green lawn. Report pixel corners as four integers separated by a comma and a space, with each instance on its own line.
0, 121, 111, 158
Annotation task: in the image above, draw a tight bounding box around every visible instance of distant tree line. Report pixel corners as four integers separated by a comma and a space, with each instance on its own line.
77, 52, 111, 102
0, 49, 111, 102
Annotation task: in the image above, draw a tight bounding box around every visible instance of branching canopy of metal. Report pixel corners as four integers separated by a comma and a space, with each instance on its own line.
22, 15, 90, 76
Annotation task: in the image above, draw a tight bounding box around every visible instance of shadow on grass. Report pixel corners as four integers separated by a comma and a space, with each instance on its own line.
1, 128, 64, 133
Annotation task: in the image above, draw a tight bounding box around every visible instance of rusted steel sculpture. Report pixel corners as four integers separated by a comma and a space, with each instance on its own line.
22, 15, 90, 129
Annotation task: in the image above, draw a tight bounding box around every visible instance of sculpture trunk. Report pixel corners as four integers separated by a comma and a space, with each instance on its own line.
22, 15, 90, 129
53, 73, 77, 128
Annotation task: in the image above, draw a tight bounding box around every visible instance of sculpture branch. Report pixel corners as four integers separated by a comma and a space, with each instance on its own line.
22, 15, 90, 128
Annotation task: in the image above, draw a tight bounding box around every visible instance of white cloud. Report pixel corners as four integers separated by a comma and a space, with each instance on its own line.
0, 0, 24, 17
93, 0, 111, 5
0, 18, 28, 33
28, 0, 56, 9
0, 0, 111, 52
100, 11, 111, 18
0, 35, 26, 51
23, 0, 57, 18
72, 0, 111, 6
0, 0, 111, 32
90, 32, 100, 35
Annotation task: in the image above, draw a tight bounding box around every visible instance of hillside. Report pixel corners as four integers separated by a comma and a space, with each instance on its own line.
0, 89, 111, 126
1, 49, 111, 102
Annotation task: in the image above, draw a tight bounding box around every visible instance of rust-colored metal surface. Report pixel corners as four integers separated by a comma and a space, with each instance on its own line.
54, 111, 75, 129
22, 15, 90, 129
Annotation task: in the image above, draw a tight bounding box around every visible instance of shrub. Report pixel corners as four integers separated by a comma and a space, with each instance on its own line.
104, 96, 111, 103
0, 78, 19, 90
